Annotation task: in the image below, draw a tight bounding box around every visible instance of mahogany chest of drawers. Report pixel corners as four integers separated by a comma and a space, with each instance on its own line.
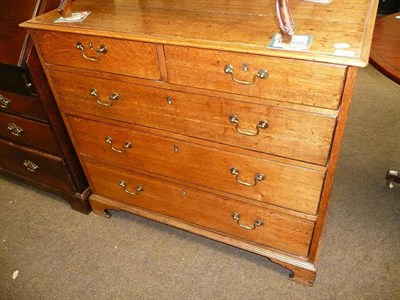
1, 0, 90, 213
22, 0, 378, 285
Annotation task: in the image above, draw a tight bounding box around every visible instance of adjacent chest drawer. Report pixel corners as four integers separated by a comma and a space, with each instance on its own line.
68, 116, 325, 214
85, 159, 314, 257
0, 112, 59, 155
0, 67, 36, 96
0, 90, 47, 121
165, 45, 347, 109
0, 139, 73, 193
50, 70, 336, 165
34, 31, 161, 80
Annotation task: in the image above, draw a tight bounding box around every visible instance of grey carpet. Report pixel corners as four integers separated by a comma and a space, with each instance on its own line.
1, 65, 399, 299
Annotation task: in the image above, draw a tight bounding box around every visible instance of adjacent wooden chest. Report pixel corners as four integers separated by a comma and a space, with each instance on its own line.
0, 0, 90, 213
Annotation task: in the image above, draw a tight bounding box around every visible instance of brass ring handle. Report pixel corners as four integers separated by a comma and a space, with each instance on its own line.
229, 115, 268, 136
90, 89, 120, 107
224, 64, 268, 85
76, 42, 108, 62
119, 180, 144, 196
23, 160, 39, 172
230, 167, 266, 187
104, 136, 132, 153
0, 94, 11, 109
7, 123, 24, 136
231, 212, 264, 230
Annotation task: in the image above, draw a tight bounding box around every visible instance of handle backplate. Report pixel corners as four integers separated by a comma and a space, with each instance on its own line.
23, 160, 39, 172
7, 123, 24, 136
0, 94, 11, 109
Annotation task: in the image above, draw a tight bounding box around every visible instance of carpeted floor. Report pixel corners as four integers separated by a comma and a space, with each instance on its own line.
1, 65, 399, 299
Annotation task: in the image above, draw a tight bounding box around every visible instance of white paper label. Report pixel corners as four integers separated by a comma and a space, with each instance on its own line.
268, 33, 313, 52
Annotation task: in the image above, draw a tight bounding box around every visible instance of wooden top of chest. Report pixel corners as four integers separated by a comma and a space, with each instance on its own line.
21, 0, 378, 67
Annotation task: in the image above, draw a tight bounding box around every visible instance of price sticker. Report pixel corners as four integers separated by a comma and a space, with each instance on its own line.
268, 33, 313, 52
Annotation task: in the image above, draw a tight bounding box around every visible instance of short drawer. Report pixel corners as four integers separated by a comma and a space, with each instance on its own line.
0, 139, 73, 193
85, 160, 314, 257
68, 116, 325, 214
0, 89, 47, 121
165, 45, 347, 109
34, 31, 161, 80
50, 70, 336, 165
0, 112, 59, 155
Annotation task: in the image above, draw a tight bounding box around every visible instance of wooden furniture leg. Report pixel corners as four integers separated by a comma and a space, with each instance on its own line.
89, 195, 121, 218
270, 258, 317, 286
386, 170, 400, 189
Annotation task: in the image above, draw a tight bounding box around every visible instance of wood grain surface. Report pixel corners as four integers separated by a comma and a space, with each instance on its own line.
370, 13, 400, 84
21, 0, 379, 66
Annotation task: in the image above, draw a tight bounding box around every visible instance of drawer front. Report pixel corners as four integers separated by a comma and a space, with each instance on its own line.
50, 70, 336, 165
35, 31, 161, 80
0, 139, 73, 193
0, 66, 35, 96
0, 112, 59, 155
165, 45, 346, 109
0, 89, 47, 121
85, 160, 314, 257
68, 116, 325, 214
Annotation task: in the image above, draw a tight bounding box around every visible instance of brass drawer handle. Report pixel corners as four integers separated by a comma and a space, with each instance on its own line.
231, 212, 264, 230
224, 64, 268, 85
23, 160, 39, 172
119, 180, 144, 196
229, 115, 268, 136
76, 42, 108, 62
7, 123, 24, 136
104, 136, 132, 153
90, 89, 120, 107
230, 167, 266, 187
0, 94, 11, 109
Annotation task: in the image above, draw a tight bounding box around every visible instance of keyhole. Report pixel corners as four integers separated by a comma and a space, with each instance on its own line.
242, 64, 249, 72
166, 96, 173, 105
173, 145, 179, 153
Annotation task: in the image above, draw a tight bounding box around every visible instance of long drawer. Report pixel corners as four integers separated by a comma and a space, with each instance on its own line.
0, 111, 59, 155
0, 89, 47, 121
34, 31, 161, 80
68, 116, 325, 214
50, 70, 336, 165
85, 159, 315, 257
165, 45, 347, 109
0, 139, 73, 193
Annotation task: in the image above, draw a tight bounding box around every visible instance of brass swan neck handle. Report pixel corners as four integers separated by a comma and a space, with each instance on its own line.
58, 0, 73, 18
276, 0, 295, 43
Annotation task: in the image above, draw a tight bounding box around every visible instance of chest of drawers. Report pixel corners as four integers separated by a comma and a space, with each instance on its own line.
1, 0, 90, 213
21, 0, 378, 285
